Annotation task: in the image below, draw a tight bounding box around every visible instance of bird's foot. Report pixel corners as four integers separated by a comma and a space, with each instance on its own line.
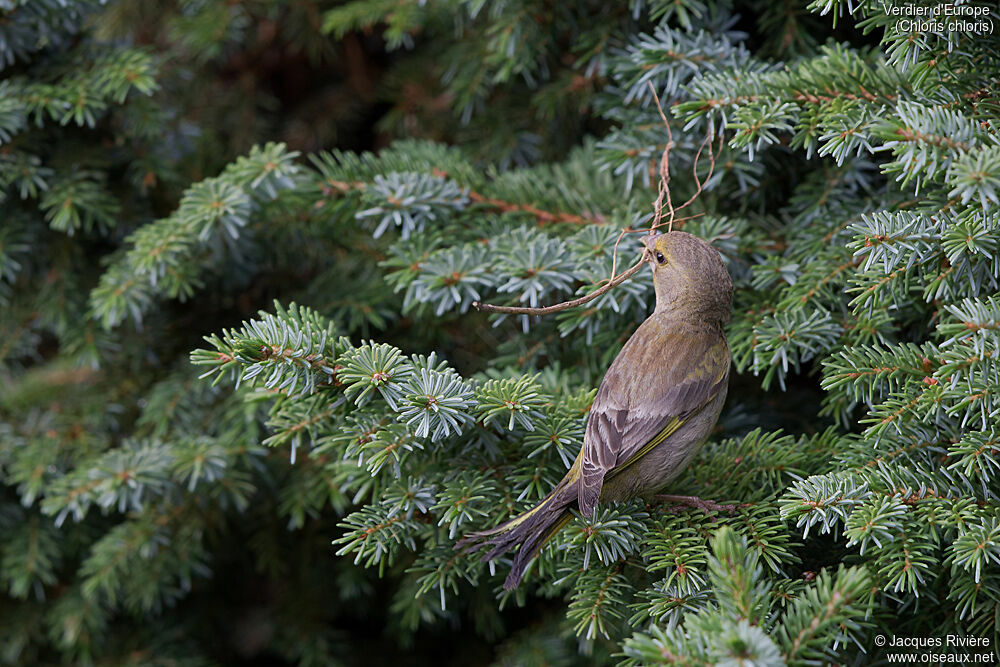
652, 494, 747, 514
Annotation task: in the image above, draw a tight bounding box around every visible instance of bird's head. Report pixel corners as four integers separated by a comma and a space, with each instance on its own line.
640, 231, 733, 323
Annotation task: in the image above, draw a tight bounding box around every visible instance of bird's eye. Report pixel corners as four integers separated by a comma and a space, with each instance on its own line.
655, 251, 666, 264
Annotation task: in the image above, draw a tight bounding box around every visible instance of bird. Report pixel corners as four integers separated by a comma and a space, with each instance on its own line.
457, 230, 733, 590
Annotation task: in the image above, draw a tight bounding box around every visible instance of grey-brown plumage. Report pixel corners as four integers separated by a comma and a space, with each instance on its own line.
458, 231, 733, 589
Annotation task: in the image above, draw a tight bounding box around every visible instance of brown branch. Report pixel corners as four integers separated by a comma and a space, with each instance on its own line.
472, 259, 646, 315
321, 175, 604, 227
652, 494, 750, 514
893, 127, 971, 153
465, 190, 603, 226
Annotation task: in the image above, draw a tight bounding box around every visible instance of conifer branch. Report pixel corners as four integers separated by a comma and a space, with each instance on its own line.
474, 84, 719, 316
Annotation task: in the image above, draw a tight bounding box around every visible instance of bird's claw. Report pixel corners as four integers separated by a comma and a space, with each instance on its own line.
651, 494, 747, 514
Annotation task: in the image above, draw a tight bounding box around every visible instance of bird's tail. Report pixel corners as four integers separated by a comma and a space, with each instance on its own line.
456, 476, 577, 590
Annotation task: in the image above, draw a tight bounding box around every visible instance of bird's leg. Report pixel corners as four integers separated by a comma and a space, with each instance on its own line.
651, 494, 746, 514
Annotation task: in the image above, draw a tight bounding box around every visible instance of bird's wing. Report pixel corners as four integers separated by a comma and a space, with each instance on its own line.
578, 318, 729, 515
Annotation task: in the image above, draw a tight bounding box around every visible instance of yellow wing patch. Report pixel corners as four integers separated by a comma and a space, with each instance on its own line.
607, 416, 685, 479
485, 454, 582, 533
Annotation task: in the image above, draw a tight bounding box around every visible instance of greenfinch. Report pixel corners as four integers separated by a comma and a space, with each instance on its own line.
459, 230, 733, 589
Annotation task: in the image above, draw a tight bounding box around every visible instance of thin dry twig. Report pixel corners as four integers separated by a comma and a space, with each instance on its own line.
650, 82, 674, 234
473, 82, 719, 317
600, 86, 674, 289
471, 260, 646, 315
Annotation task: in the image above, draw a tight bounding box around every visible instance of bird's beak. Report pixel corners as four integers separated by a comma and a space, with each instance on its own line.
639, 233, 660, 261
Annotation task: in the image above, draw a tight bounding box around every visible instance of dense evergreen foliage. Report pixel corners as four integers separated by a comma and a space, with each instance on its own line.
1, 0, 998, 664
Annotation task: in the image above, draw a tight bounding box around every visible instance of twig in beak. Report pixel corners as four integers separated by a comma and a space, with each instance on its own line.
471, 82, 718, 317
473, 258, 646, 315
